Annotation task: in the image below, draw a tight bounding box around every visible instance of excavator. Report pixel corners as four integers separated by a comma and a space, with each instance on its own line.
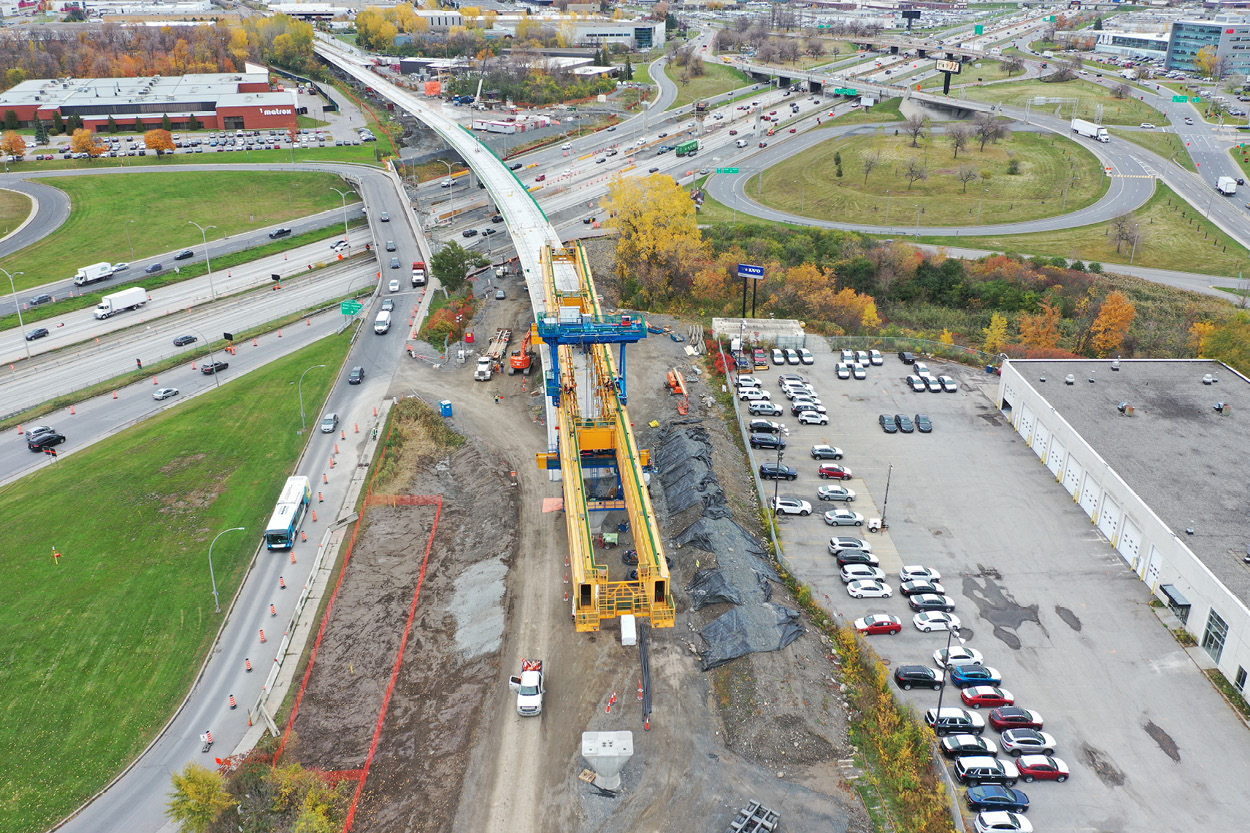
509, 327, 536, 375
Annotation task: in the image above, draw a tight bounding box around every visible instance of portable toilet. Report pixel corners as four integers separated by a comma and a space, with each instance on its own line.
439, 400, 453, 417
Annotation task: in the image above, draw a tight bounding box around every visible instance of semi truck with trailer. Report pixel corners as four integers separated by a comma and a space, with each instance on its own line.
93, 287, 147, 319
1070, 118, 1109, 143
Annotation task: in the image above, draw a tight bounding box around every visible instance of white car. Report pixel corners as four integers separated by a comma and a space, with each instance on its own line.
818, 484, 856, 502
828, 536, 871, 552
113, 262, 130, 272
738, 388, 770, 401
1139, 122, 1155, 129
561, 142, 572, 149
900, 565, 943, 583
440, 178, 454, 187
855, 350, 869, 364
851, 364, 867, 380
636, 137, 647, 146
974, 811, 1032, 833
153, 387, 179, 401
824, 508, 865, 526
907, 375, 926, 392
736, 375, 762, 389
926, 376, 943, 393
914, 611, 961, 632
797, 411, 828, 426
798, 348, 814, 365
772, 497, 812, 516
388, 279, 400, 292
840, 564, 885, 584
771, 348, 786, 365
835, 362, 851, 379
782, 384, 816, 399
847, 579, 892, 598
840, 348, 855, 362
934, 646, 984, 668
912, 361, 932, 377
869, 349, 884, 366
940, 375, 959, 393
784, 348, 800, 365
790, 394, 823, 407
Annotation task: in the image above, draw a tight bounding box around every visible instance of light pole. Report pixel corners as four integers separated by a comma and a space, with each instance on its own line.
298, 364, 326, 433
125, 219, 136, 258
2, 267, 31, 359
914, 204, 921, 238
330, 187, 351, 244
184, 325, 223, 388
884, 190, 891, 225
208, 526, 245, 614
187, 221, 217, 300
977, 188, 988, 225
771, 445, 785, 516
933, 625, 964, 718
1130, 223, 1140, 265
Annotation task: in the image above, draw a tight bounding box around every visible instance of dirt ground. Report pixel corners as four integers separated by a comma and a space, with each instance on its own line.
287, 274, 872, 833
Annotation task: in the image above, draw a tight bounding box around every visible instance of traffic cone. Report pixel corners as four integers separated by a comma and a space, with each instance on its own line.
70, 406, 76, 415
278, 328, 283, 337
16, 425, 22, 434
329, 457, 336, 468
291, 551, 297, 564
300, 531, 306, 542
253, 338, 258, 347
245, 658, 252, 672
191, 362, 196, 370
229, 694, 237, 710
323, 473, 328, 483
340, 429, 345, 440
373, 406, 377, 416
112, 391, 118, 399
279, 576, 286, 590
259, 629, 266, 643
270, 604, 277, 617
334, 443, 339, 454
205, 730, 213, 745
312, 510, 318, 522
318, 491, 323, 502
306, 318, 310, 326
638, 679, 644, 700
153, 377, 158, 384
355, 423, 359, 433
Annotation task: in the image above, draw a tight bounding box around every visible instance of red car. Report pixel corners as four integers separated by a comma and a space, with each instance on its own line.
989, 707, 1043, 731
853, 614, 902, 635
960, 686, 1014, 709
789, 128, 797, 133
1015, 754, 1070, 783
729, 129, 738, 135
819, 464, 852, 481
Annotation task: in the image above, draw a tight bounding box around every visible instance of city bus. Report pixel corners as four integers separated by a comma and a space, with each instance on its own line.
264, 475, 312, 550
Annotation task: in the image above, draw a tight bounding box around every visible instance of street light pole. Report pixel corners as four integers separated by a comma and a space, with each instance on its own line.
184, 325, 222, 388
330, 187, 351, 244
207, 526, 245, 614
977, 189, 988, 225
298, 364, 327, 433
2, 267, 30, 359
933, 625, 963, 718
914, 204, 921, 238
772, 445, 785, 515
187, 221, 218, 300
125, 220, 136, 258
1130, 223, 1140, 265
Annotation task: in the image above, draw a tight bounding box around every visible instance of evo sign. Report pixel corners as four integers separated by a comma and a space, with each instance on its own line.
737, 263, 765, 280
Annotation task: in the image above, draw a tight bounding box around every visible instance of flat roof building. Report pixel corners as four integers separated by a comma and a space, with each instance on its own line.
0, 72, 297, 131
1095, 31, 1171, 60
998, 359, 1250, 695
1166, 15, 1250, 73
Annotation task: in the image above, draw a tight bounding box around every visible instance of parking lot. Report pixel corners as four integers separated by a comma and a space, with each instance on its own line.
741, 340, 1250, 832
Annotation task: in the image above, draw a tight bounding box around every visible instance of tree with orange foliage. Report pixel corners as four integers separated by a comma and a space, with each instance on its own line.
0, 130, 26, 158
70, 128, 106, 157
826, 287, 881, 334
144, 128, 175, 156
1089, 291, 1135, 356
1018, 299, 1063, 349
1188, 320, 1215, 356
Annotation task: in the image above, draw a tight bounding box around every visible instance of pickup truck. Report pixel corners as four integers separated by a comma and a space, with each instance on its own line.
508, 659, 545, 716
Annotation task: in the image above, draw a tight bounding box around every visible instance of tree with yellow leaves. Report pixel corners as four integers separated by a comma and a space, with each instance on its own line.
982, 312, 1009, 353
1018, 299, 1062, 349
0, 130, 27, 159
1189, 320, 1215, 356
70, 128, 106, 157
1089, 290, 1135, 356
939, 328, 955, 346
603, 173, 704, 303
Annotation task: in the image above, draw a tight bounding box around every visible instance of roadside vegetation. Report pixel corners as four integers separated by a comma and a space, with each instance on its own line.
0, 335, 350, 833
960, 77, 1168, 125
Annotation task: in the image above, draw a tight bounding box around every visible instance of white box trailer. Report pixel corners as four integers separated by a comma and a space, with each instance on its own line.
94, 286, 147, 319
74, 262, 115, 287
1217, 176, 1237, 196
1071, 118, 1109, 143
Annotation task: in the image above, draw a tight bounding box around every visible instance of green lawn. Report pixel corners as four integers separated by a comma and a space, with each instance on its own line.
920, 59, 1028, 90
296, 115, 331, 128
0, 187, 33, 235
829, 97, 904, 124
666, 63, 755, 110
0, 334, 352, 833
1109, 128, 1198, 172
756, 130, 1108, 227
919, 182, 1250, 275
0, 172, 355, 295
959, 77, 1169, 126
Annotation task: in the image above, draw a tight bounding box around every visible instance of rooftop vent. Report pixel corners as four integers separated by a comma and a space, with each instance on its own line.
1111, 359, 1121, 371
1214, 402, 1230, 414
1203, 374, 1216, 385
1117, 402, 1134, 416
1039, 375, 1046, 383
1065, 374, 1075, 385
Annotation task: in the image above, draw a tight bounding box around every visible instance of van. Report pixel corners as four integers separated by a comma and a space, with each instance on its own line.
736, 138, 748, 148
374, 311, 392, 334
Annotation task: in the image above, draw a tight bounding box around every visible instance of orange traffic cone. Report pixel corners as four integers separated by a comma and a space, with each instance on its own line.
70, 406, 76, 415
300, 530, 306, 542
16, 425, 22, 434
334, 443, 339, 454
278, 329, 282, 337
270, 604, 277, 617
153, 377, 158, 384
312, 510, 318, 522
323, 473, 328, 483
279, 576, 286, 590
259, 629, 266, 643
253, 337, 258, 347
290, 551, 297, 564
340, 429, 345, 440
245, 658, 252, 672
229, 694, 237, 710
355, 423, 359, 433
112, 391, 118, 399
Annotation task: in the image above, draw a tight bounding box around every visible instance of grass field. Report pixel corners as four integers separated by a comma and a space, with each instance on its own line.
1108, 128, 1198, 172
959, 78, 1169, 126
756, 130, 1108, 227
0, 172, 353, 295
4, 140, 384, 172
666, 63, 755, 110
919, 182, 1250, 275
920, 59, 1026, 90
0, 334, 352, 833
829, 97, 904, 124
0, 187, 33, 235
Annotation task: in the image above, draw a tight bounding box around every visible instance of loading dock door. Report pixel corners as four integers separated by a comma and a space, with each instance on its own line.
1098, 495, 1122, 542
1062, 455, 1083, 497
1118, 518, 1142, 565
1032, 421, 1050, 461
1017, 404, 1035, 444
1079, 474, 1101, 518
1047, 436, 1065, 479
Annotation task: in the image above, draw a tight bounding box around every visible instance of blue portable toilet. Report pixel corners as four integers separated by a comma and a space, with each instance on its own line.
439, 400, 453, 417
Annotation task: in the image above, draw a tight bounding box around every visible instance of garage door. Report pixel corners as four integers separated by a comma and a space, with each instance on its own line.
1145, 545, 1162, 587
1062, 455, 1083, 497
1047, 436, 1066, 479
1098, 494, 1122, 542
1118, 518, 1143, 566
1017, 405, 1035, 444
1079, 474, 1101, 518
1032, 421, 1050, 461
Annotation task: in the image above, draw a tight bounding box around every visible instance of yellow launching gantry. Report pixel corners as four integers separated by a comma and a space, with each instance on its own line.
534, 245, 675, 632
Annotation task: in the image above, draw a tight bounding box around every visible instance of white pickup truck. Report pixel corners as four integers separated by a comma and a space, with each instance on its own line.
508, 659, 545, 716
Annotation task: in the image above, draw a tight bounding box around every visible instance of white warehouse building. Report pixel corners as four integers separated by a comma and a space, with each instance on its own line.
998, 358, 1250, 694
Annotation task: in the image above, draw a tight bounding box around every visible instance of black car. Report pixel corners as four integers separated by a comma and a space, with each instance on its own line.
483, 228, 498, 236
965, 785, 1029, 814
348, 366, 365, 385
900, 580, 945, 597
174, 249, 194, 260
941, 734, 997, 759
915, 413, 933, 433
201, 360, 229, 375
145, 263, 163, 274
508, 162, 523, 170
835, 550, 878, 568
462, 229, 479, 238
25, 327, 49, 341
894, 414, 915, 433
749, 433, 786, 450
173, 335, 197, 346
908, 594, 956, 613
879, 414, 898, 433
268, 227, 292, 239
28, 293, 53, 306
898, 351, 916, 364
758, 463, 798, 481
28, 431, 66, 451
893, 665, 943, 691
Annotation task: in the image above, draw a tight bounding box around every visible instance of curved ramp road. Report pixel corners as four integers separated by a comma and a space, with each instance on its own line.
0, 179, 69, 258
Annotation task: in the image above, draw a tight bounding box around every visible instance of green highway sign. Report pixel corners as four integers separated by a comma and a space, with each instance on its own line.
834, 87, 858, 96
1193, 97, 1202, 104
1173, 95, 1189, 102
341, 300, 363, 316
974, 25, 984, 34
717, 167, 740, 174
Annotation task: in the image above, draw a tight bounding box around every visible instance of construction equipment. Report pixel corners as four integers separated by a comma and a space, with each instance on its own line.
510, 327, 536, 375
485, 327, 512, 362
667, 368, 690, 415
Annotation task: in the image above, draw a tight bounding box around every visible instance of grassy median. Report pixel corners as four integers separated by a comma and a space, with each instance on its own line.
0, 187, 33, 234
0, 334, 351, 833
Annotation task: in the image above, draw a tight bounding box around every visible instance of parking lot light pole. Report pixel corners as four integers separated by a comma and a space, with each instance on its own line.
2, 268, 31, 360
187, 221, 217, 300
208, 526, 245, 613
125, 220, 136, 258
298, 364, 327, 433
934, 625, 963, 718
772, 446, 784, 515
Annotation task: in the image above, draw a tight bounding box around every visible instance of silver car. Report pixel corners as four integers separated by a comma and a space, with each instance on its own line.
840, 564, 885, 584
320, 413, 339, 433
818, 484, 856, 502
824, 508, 865, 526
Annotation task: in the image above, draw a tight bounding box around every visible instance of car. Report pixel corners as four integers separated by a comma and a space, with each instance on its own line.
835, 363, 851, 379
495, 289, 506, 300
491, 214, 504, 223
951, 664, 1003, 688
1140, 122, 1156, 129
869, 349, 883, 366
772, 496, 812, 516
840, 348, 855, 362
834, 548, 879, 567
331, 240, 349, 253
841, 564, 885, 584
561, 142, 572, 150
906, 375, 927, 392
758, 463, 798, 481
319, 413, 339, 434
899, 565, 942, 583
25, 426, 56, 441
818, 484, 856, 502
750, 433, 786, 450
962, 686, 1015, 710
748, 401, 784, 416
966, 785, 1029, 814
153, 387, 179, 401
938, 727, 1002, 763
935, 647, 984, 668
828, 536, 872, 553
900, 579, 946, 597
268, 227, 292, 239
462, 229, 479, 238
174, 249, 194, 260
898, 350, 916, 364
818, 464, 851, 480
909, 594, 956, 613
954, 756, 1018, 785
851, 364, 867, 380
749, 419, 785, 435
201, 361, 229, 375
925, 376, 943, 393
782, 348, 799, 365
798, 348, 814, 365
879, 414, 899, 433
736, 375, 762, 389
483, 228, 498, 236
852, 613, 901, 635
914, 414, 933, 433
771, 348, 786, 365
388, 279, 400, 292
927, 708, 987, 737
824, 508, 865, 526
385, 240, 396, 251
893, 664, 943, 691
777, 373, 807, 385
381, 298, 395, 312
847, 579, 891, 598
606, 126, 616, 131
508, 162, 523, 170
1000, 729, 1056, 757
810, 445, 843, 460
441, 178, 455, 187
25, 327, 49, 341
28, 293, 54, 306
1184, 117, 1194, 125
346, 366, 366, 385
796, 410, 829, 426
1014, 755, 1069, 783
894, 414, 915, 433
729, 129, 738, 135
145, 263, 162, 274
783, 387, 818, 402
172, 334, 197, 346
759, 141, 768, 147
28, 431, 66, 451
989, 707, 1043, 732
973, 811, 1032, 833
379, 212, 390, 222
939, 375, 958, 392
738, 388, 771, 401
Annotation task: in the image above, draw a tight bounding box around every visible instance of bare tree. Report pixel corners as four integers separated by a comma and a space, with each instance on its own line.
805, 39, 825, 58
903, 158, 929, 190
757, 41, 781, 63
861, 150, 882, 185
1109, 213, 1145, 253
948, 123, 970, 158
955, 164, 980, 193
778, 39, 801, 63
973, 112, 1010, 152
1002, 57, 1025, 77
1045, 58, 1083, 83
902, 113, 929, 148
1111, 83, 1131, 100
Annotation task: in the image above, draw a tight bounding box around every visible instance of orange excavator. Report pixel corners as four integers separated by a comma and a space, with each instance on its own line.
509, 327, 536, 375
